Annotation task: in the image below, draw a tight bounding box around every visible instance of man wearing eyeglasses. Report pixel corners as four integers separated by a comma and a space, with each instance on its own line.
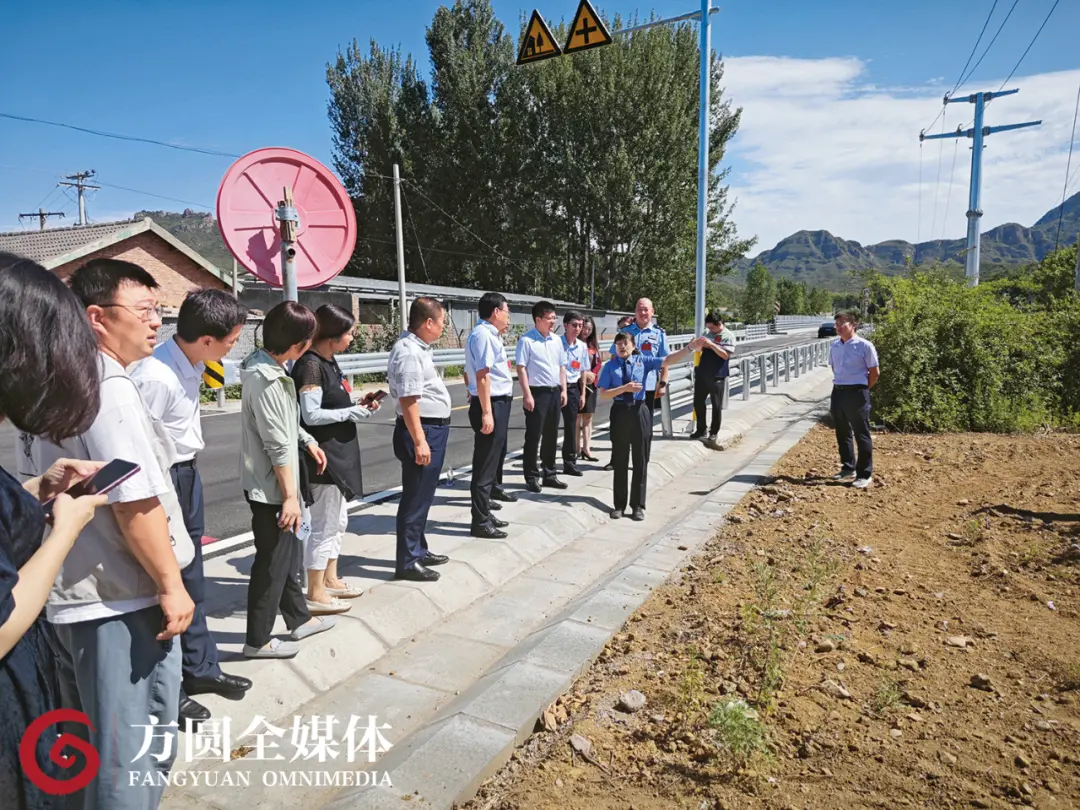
133, 289, 253, 729
38, 259, 196, 808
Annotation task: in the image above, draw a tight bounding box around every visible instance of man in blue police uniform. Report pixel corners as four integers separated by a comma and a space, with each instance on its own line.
828, 311, 879, 490
465, 292, 514, 539
560, 311, 588, 477
599, 331, 704, 521
515, 301, 568, 493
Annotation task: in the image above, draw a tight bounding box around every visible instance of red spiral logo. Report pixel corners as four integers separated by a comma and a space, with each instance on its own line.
19, 709, 100, 796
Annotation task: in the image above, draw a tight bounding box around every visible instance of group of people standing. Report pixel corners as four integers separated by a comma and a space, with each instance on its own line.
0, 245, 880, 810
0, 252, 387, 809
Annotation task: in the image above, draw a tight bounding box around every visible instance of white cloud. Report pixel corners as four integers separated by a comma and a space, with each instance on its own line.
721, 56, 1080, 254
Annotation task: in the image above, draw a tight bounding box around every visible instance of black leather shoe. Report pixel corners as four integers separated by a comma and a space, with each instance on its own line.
488, 516, 509, 528
563, 466, 584, 477
525, 480, 542, 493
609, 509, 623, 520
688, 432, 705, 440
489, 500, 503, 511
179, 695, 211, 727
542, 477, 568, 490
183, 672, 253, 696
491, 488, 518, 503
421, 553, 449, 566
471, 524, 509, 539
580, 452, 600, 463
395, 562, 440, 582
603, 463, 614, 471
632, 508, 646, 521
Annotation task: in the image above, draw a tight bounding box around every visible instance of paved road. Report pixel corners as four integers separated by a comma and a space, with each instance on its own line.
1, 333, 819, 541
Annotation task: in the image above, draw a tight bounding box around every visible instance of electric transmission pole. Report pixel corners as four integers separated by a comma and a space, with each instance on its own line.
58, 170, 100, 226
18, 208, 66, 231
920, 89, 1041, 286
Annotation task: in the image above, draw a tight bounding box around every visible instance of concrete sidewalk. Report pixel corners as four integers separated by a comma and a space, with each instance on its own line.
162, 366, 833, 809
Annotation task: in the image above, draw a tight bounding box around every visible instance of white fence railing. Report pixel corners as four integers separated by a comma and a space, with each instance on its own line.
773, 314, 832, 331
658, 337, 833, 437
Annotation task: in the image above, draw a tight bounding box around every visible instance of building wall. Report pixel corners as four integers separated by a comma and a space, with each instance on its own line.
51, 232, 226, 307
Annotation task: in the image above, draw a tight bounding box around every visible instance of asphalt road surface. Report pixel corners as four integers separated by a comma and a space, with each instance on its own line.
1, 332, 818, 541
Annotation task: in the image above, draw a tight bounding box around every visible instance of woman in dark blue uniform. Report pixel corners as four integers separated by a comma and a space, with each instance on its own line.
598, 331, 702, 521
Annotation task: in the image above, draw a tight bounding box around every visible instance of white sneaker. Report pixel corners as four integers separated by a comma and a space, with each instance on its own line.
852, 477, 872, 490
243, 638, 300, 659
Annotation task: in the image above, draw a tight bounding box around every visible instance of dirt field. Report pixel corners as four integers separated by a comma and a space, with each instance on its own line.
462, 427, 1080, 810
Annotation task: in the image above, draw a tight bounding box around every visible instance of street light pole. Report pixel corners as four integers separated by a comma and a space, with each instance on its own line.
693, 0, 712, 336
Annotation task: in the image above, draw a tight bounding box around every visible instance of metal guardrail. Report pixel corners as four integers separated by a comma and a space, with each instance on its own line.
658, 337, 833, 437
333, 325, 822, 378
773, 314, 833, 331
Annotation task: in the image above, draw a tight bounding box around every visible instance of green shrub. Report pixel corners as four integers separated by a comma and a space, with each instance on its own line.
869, 253, 1080, 433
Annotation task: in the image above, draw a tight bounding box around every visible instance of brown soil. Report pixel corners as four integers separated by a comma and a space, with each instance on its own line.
462, 427, 1080, 810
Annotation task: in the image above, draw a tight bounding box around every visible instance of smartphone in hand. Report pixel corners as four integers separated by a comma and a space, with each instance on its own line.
42, 459, 141, 520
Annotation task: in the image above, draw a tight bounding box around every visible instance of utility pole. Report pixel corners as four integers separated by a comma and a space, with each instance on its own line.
920, 90, 1040, 286
18, 208, 65, 231
58, 170, 100, 226
393, 164, 407, 332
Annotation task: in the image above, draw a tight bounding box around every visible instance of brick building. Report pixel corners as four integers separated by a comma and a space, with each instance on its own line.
0, 217, 239, 307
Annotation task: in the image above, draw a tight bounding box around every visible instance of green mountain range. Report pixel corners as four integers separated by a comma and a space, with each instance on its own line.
144, 191, 1080, 293
735, 191, 1080, 290
137, 209, 237, 272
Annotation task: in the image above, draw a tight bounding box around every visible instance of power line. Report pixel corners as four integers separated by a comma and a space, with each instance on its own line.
958, 0, 1020, 90
916, 140, 924, 262
1054, 80, 1080, 249
942, 136, 962, 240
93, 180, 213, 210
996, 0, 1060, 92
951, 0, 999, 97
401, 178, 524, 270
0, 111, 241, 158
929, 111, 949, 242
399, 186, 430, 282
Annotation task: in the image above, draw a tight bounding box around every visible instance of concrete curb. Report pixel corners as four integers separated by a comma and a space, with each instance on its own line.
162, 370, 832, 810
330, 388, 833, 808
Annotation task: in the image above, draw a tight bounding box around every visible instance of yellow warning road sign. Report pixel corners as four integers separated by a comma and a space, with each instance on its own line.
202, 360, 225, 389
563, 0, 612, 54
517, 10, 561, 65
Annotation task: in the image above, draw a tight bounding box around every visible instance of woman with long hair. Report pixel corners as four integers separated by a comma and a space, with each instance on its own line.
291, 305, 379, 615
0, 252, 112, 808
577, 316, 602, 462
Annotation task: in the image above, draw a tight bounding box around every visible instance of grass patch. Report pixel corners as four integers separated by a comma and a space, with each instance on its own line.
870, 676, 905, 717
708, 699, 770, 767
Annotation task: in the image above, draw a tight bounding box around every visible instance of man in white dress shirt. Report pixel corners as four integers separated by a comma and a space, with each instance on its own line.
464, 292, 514, 539
515, 300, 568, 493
132, 289, 253, 727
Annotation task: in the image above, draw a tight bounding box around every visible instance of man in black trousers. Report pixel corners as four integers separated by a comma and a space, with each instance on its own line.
133, 289, 253, 727
515, 300, 568, 493
388, 297, 454, 582
560, 311, 588, 477
465, 292, 514, 538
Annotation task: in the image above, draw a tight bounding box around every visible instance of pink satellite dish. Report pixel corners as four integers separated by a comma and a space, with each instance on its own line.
216, 148, 356, 289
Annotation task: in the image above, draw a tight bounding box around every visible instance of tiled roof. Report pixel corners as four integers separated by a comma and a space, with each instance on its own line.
0, 220, 138, 265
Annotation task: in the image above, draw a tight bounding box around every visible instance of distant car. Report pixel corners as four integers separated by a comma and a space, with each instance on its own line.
817, 321, 837, 339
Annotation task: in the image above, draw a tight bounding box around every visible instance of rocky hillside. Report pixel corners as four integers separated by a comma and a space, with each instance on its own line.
736, 191, 1080, 288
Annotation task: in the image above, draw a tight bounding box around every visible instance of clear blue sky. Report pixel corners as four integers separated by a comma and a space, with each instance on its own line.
2, 0, 1077, 242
